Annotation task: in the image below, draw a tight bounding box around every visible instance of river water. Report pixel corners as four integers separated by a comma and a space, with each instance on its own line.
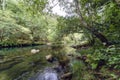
30, 67, 59, 80
0, 45, 63, 80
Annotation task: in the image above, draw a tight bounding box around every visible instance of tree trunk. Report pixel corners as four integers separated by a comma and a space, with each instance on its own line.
2, 0, 6, 10
92, 30, 110, 46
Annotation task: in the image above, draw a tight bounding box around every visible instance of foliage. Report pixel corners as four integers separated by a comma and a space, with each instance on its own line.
0, 0, 58, 46
21, 0, 47, 14
71, 60, 95, 80
86, 45, 120, 69
0, 10, 31, 46
0, 0, 120, 80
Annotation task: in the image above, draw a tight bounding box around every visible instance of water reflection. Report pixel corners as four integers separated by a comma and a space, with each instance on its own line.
0, 45, 76, 80
0, 45, 58, 80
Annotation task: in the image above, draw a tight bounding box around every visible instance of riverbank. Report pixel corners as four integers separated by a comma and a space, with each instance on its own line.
0, 43, 44, 49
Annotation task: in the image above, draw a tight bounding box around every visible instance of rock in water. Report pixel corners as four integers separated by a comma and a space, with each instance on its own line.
31, 49, 40, 54
45, 54, 54, 63
46, 43, 52, 46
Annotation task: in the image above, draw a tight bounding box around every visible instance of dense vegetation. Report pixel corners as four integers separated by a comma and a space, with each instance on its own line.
0, 0, 120, 80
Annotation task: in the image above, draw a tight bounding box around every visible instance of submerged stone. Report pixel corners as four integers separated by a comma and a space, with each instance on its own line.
31, 49, 40, 54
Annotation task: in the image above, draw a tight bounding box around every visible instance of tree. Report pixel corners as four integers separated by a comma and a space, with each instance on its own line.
55, 0, 119, 46
73, 0, 110, 46
0, 0, 6, 10
2, 0, 119, 46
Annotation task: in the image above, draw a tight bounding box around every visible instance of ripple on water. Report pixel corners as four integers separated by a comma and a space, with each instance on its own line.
30, 67, 59, 80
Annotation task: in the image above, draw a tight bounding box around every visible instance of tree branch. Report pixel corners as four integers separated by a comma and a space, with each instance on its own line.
74, 0, 111, 46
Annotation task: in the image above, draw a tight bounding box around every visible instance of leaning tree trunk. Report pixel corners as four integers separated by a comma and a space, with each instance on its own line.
74, 0, 111, 46
91, 29, 111, 46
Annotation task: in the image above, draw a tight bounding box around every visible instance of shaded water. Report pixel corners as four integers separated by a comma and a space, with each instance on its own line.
0, 45, 62, 80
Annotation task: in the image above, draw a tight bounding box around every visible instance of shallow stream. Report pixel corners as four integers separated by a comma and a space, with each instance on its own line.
0, 45, 63, 80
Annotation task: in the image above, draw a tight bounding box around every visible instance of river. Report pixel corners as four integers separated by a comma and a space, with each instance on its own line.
0, 45, 63, 80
